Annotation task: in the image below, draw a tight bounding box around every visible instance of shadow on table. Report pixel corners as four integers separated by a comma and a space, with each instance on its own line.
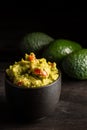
0, 95, 40, 125
0, 96, 12, 122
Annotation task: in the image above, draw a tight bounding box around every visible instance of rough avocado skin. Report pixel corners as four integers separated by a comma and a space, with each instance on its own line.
42, 39, 82, 63
20, 32, 54, 55
62, 49, 87, 80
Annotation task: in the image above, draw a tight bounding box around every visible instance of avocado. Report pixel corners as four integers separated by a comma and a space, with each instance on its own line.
42, 39, 82, 64
20, 32, 54, 56
62, 49, 87, 80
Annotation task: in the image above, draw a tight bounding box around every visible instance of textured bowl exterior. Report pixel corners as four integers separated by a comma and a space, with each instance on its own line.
5, 72, 61, 120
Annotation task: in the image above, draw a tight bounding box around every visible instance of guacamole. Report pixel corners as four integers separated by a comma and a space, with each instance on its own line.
6, 52, 59, 88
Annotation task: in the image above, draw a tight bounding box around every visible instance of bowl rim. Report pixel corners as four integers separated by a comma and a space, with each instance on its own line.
5, 70, 61, 90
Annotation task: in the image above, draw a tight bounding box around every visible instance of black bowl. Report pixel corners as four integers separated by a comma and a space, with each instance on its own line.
5, 72, 61, 121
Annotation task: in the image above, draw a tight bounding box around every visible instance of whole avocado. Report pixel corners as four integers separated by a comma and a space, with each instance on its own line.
20, 32, 54, 56
62, 49, 87, 80
42, 39, 82, 64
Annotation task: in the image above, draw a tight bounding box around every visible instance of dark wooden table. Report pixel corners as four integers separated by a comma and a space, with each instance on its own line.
0, 62, 87, 130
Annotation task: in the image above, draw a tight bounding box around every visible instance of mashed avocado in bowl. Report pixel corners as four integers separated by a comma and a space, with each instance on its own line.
5, 52, 61, 121
6, 52, 59, 88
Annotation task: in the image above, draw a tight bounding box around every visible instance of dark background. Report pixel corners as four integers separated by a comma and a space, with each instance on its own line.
0, 6, 87, 61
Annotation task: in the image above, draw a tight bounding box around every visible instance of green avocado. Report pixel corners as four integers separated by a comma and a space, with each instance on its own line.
42, 39, 82, 64
62, 49, 87, 80
20, 32, 54, 56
